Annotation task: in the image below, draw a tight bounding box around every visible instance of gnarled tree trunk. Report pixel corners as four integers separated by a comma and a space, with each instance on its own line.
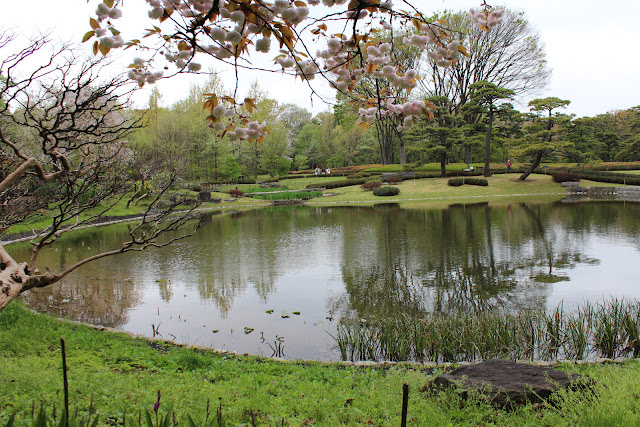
519, 152, 543, 181
0, 246, 56, 311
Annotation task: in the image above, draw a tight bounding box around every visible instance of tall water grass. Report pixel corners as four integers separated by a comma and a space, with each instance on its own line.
331, 299, 640, 363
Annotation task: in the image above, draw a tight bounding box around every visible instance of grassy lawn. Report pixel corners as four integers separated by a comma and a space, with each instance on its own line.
1, 190, 269, 239
4, 171, 630, 240
2, 303, 640, 426
309, 173, 566, 205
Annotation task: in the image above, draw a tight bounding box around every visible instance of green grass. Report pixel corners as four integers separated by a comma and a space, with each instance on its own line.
1, 190, 267, 240
3, 303, 640, 426
307, 173, 566, 205
6, 167, 629, 239
252, 191, 324, 201
242, 186, 291, 193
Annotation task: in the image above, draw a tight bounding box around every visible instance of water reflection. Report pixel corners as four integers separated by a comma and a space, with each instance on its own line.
9, 200, 640, 360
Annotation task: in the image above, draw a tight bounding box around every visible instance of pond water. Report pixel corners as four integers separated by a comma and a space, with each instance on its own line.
10, 200, 640, 360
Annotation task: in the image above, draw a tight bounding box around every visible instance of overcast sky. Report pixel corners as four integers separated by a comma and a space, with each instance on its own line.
1, 1, 639, 118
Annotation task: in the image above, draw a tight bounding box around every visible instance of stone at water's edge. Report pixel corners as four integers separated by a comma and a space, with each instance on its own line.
426, 359, 591, 409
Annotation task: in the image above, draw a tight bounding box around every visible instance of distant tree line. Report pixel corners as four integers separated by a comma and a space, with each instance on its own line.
123, 8, 640, 182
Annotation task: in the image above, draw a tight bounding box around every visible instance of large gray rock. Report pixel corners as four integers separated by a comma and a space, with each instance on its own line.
427, 359, 590, 409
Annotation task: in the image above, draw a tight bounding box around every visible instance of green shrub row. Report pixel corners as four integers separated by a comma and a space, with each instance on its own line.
347, 172, 372, 179
253, 191, 323, 200
571, 169, 640, 186
373, 186, 400, 196
208, 178, 256, 185
582, 162, 640, 171
306, 177, 369, 190
448, 178, 489, 187
552, 172, 582, 183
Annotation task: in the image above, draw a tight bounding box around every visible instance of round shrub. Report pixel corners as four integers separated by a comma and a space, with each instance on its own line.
373, 186, 400, 196
198, 190, 211, 202
448, 178, 488, 186
361, 181, 382, 191
465, 178, 489, 186
552, 172, 581, 183
229, 188, 244, 198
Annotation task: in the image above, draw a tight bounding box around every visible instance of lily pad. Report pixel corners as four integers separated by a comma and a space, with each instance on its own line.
531, 273, 570, 283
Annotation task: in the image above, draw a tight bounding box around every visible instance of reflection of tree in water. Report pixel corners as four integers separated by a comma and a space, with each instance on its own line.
20, 276, 141, 328
198, 276, 248, 318
335, 201, 608, 320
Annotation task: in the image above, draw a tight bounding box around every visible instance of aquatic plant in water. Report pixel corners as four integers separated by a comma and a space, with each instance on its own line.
331, 299, 640, 363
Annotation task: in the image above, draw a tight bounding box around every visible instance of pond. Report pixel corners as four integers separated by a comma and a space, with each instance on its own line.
10, 199, 640, 361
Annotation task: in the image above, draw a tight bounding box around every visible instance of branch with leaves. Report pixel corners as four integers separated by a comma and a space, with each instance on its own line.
0, 34, 201, 311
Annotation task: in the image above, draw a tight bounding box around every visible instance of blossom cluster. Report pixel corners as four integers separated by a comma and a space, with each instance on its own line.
212, 120, 269, 142
88, 0, 501, 138
402, 24, 464, 68
93, 2, 125, 50
359, 99, 428, 132
469, 8, 503, 29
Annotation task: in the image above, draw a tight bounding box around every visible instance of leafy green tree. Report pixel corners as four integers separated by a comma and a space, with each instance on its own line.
405, 96, 463, 176
614, 135, 640, 162
293, 154, 309, 171
219, 155, 242, 180
595, 131, 621, 162
559, 117, 599, 164
421, 9, 550, 114
259, 121, 291, 177
294, 122, 325, 168
465, 81, 515, 177
510, 97, 572, 181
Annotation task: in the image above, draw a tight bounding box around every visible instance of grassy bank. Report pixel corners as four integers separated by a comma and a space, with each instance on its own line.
1, 190, 269, 241
2, 303, 640, 426
4, 171, 624, 240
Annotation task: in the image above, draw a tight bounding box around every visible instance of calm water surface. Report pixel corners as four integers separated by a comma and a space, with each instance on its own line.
11, 200, 640, 360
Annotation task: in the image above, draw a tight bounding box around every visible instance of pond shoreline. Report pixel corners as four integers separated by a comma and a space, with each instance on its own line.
1, 191, 564, 245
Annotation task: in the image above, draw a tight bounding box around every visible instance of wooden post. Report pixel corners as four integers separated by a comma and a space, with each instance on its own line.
61, 338, 69, 427
401, 382, 409, 427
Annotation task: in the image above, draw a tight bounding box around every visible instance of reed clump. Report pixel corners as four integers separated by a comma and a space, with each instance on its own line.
332, 299, 640, 363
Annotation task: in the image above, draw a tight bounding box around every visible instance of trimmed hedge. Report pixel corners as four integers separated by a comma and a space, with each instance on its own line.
582, 162, 640, 171
552, 172, 581, 183
361, 181, 382, 191
306, 177, 369, 189
347, 172, 372, 179
386, 176, 403, 184
570, 169, 640, 186
448, 178, 489, 187
209, 178, 256, 185
373, 186, 400, 196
